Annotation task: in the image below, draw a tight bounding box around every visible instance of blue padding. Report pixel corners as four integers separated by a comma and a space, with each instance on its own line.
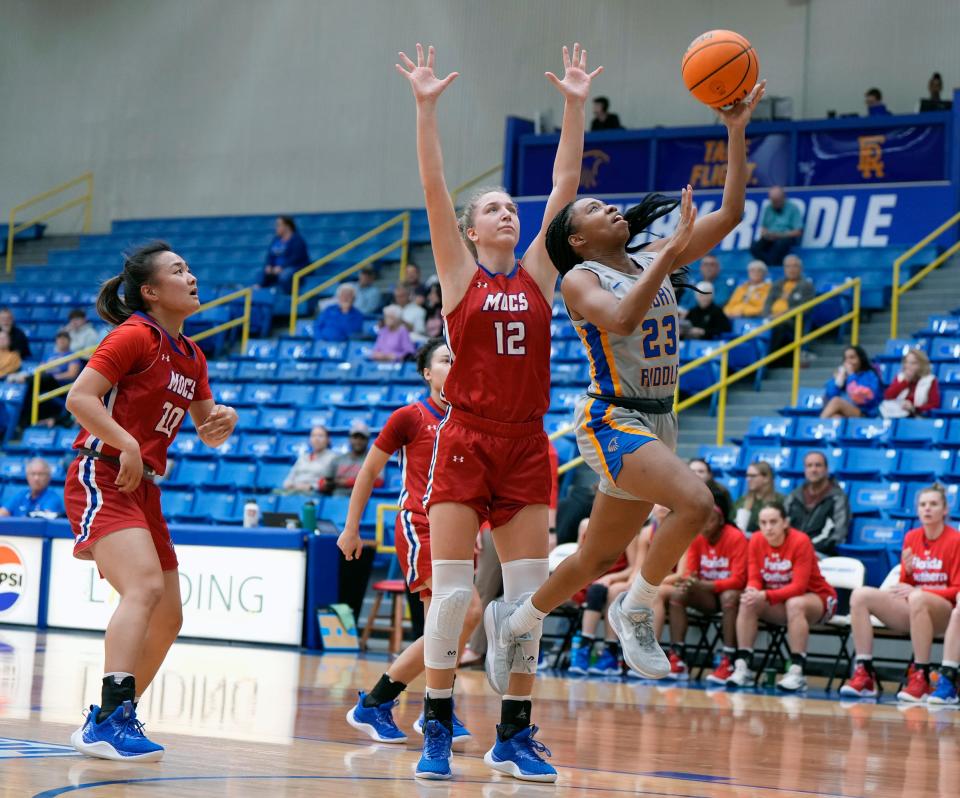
41, 518, 304, 549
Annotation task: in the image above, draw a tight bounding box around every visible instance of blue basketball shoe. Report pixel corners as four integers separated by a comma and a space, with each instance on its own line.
567, 642, 591, 675
589, 647, 621, 676
414, 719, 453, 780
346, 692, 407, 743
413, 705, 472, 748
484, 725, 557, 783
70, 702, 164, 761
928, 674, 959, 706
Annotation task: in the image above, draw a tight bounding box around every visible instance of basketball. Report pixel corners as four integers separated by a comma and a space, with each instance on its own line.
682, 29, 758, 108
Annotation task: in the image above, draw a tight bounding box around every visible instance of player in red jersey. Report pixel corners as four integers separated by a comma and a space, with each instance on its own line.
63, 242, 237, 761
841, 485, 960, 701
662, 483, 747, 683
337, 339, 482, 747
729, 501, 837, 693
396, 42, 600, 781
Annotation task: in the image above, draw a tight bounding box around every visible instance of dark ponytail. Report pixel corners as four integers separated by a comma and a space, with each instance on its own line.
96, 241, 171, 326
623, 193, 700, 295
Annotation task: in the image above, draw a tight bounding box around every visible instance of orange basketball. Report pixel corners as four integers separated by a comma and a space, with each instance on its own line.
682, 29, 758, 108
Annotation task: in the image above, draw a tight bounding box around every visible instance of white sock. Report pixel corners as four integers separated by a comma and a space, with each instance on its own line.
622, 573, 659, 612
507, 596, 546, 637
425, 687, 453, 700
944, 660, 960, 669
104, 671, 134, 685
503, 694, 532, 702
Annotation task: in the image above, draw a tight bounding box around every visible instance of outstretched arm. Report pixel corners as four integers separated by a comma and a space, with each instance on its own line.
646, 81, 766, 267
524, 44, 603, 300
396, 44, 475, 310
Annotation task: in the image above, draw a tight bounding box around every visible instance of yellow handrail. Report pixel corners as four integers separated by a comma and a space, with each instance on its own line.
29, 287, 253, 425
450, 164, 503, 207
554, 279, 861, 471
288, 212, 410, 335
890, 211, 960, 339
6, 172, 94, 274
376, 502, 401, 554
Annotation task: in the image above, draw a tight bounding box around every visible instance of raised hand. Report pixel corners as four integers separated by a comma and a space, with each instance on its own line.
395, 43, 459, 104
666, 186, 698, 253
718, 80, 767, 129
545, 42, 603, 102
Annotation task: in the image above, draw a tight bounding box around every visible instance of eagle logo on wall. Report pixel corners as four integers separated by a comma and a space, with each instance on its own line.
580, 149, 611, 190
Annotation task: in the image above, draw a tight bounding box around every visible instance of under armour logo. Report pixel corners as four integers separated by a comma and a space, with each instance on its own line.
476, 281, 489, 288
161, 354, 171, 362
452, 456, 464, 463
516, 709, 528, 720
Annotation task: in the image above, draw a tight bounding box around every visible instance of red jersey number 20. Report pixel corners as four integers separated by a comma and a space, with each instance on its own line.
494, 321, 526, 356
155, 401, 186, 437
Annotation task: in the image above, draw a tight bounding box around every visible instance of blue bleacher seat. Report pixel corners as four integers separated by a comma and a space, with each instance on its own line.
851, 517, 908, 547
787, 417, 842, 446
939, 363, 960, 385
234, 407, 262, 432
838, 448, 897, 480
744, 417, 794, 444
698, 445, 740, 474
890, 449, 953, 481
918, 315, 960, 337
942, 419, 960, 449
543, 412, 573, 436
296, 408, 333, 430
0, 456, 26, 480
737, 445, 792, 473
19, 426, 58, 450
55, 428, 77, 449
320, 496, 350, 529
239, 434, 278, 459
260, 408, 298, 432
212, 460, 257, 489
245, 493, 279, 514
838, 417, 891, 447
890, 417, 948, 447
879, 339, 916, 362
276, 433, 309, 458
215, 383, 244, 404
277, 493, 312, 516
929, 338, 960, 362
278, 361, 319, 381
207, 361, 238, 381
780, 387, 824, 416
170, 432, 202, 457
319, 361, 359, 383
551, 388, 582, 411
237, 361, 278, 382
892, 482, 960, 520
211, 434, 242, 458
716, 474, 743, 500
332, 408, 375, 431
277, 338, 313, 361
241, 383, 279, 405
203, 491, 239, 524
551, 436, 576, 465
312, 341, 347, 361
161, 490, 196, 521
255, 462, 291, 490
389, 385, 424, 406
935, 388, 960, 416
171, 459, 216, 488
847, 481, 904, 516
353, 386, 391, 406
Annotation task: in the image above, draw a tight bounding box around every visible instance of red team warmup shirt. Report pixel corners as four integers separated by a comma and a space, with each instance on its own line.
685, 524, 748, 593
72, 312, 212, 476
900, 526, 960, 603
747, 528, 837, 609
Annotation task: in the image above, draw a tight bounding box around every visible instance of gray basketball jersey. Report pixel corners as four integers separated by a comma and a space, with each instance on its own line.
567, 251, 679, 400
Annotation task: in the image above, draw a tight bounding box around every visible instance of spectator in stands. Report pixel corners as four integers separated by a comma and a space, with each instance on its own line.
662, 483, 748, 683
354, 266, 384, 316
14, 331, 82, 427
312, 283, 365, 342
728, 501, 838, 692
402, 262, 428, 301
0, 331, 22, 379
0, 458, 64, 518
392, 284, 426, 337
261, 216, 310, 291
555, 462, 600, 546
750, 187, 804, 266
424, 282, 444, 338
64, 308, 101, 352
590, 96, 623, 131
684, 281, 732, 340
370, 305, 416, 362
821, 345, 883, 418
841, 485, 960, 701
724, 261, 771, 319
783, 451, 850, 555
919, 72, 952, 112
864, 87, 891, 116
880, 348, 941, 418
282, 426, 337, 494
321, 420, 382, 497
733, 461, 784, 534
681, 255, 730, 310
688, 458, 733, 516
764, 255, 814, 319
0, 307, 31, 360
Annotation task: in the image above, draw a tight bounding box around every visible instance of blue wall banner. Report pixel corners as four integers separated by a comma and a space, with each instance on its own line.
657, 133, 790, 190
518, 136, 651, 196
797, 125, 947, 186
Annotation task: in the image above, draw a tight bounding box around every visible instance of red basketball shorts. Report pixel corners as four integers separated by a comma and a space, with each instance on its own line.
64, 455, 178, 572
423, 408, 552, 529
394, 511, 433, 597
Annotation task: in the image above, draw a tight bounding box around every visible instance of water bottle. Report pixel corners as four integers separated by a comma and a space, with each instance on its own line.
242, 500, 260, 528
300, 500, 317, 533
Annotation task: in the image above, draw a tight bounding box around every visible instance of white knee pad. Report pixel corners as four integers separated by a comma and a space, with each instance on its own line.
423, 560, 474, 670
502, 558, 549, 675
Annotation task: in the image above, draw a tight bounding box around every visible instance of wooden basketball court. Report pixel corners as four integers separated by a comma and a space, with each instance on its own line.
1, 627, 956, 797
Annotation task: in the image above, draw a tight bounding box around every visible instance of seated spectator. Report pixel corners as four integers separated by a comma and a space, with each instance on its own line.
764, 255, 815, 319
402, 262, 428, 301
821, 345, 882, 419
864, 87, 891, 116
567, 530, 640, 676
370, 305, 416, 362
724, 261, 771, 319
65, 308, 101, 352
393, 284, 426, 337
881, 347, 940, 418
728, 501, 838, 692
424, 282, 444, 338
14, 331, 81, 426
0, 458, 64, 518
0, 307, 31, 360
783, 451, 850, 556
590, 96, 623, 130
661, 483, 747, 682
354, 266, 384, 316
555, 461, 600, 546
0, 330, 22, 378
261, 216, 310, 292
313, 284, 365, 342
733, 461, 784, 534
282, 426, 337, 493
685, 281, 732, 340
681, 255, 730, 310
321, 420, 382, 497
841, 485, 960, 701
750, 187, 804, 266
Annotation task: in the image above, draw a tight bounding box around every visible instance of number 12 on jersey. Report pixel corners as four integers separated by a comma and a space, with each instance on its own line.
494, 321, 526, 356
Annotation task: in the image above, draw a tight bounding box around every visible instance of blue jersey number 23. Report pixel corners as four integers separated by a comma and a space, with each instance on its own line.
640, 315, 677, 359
